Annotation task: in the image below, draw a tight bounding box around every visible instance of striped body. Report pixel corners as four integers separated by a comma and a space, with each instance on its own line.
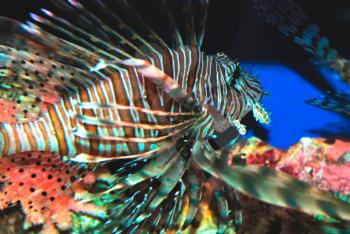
0, 47, 262, 158
0, 1, 267, 232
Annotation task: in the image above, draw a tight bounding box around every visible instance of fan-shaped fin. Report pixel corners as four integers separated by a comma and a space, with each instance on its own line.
182, 170, 203, 229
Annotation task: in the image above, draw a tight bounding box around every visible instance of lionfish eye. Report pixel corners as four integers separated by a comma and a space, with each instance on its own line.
216, 52, 241, 84
227, 63, 240, 85
231, 64, 241, 82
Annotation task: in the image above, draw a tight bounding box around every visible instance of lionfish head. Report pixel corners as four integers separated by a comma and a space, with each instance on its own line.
216, 53, 270, 125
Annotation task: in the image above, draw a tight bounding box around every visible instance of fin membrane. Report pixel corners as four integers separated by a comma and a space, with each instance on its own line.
308, 90, 350, 116
193, 140, 350, 222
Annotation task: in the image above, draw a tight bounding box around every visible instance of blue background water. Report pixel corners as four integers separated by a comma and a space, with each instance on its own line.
241, 62, 350, 150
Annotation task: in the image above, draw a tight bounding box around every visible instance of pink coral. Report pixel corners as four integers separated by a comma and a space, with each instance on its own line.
241, 137, 350, 196
324, 139, 350, 161
316, 164, 350, 195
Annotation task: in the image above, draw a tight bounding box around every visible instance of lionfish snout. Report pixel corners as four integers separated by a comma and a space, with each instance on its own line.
241, 71, 271, 125
226, 69, 270, 131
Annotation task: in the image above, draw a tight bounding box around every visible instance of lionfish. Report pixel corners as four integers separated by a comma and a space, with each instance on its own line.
251, 0, 350, 115
0, 0, 350, 233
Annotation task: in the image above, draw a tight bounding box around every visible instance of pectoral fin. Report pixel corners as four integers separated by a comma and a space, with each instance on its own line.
193, 140, 350, 222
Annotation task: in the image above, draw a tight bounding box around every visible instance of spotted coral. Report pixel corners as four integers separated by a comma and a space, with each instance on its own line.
0, 152, 106, 233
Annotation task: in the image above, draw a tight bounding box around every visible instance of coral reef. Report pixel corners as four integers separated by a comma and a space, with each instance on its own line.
241, 137, 350, 196
0, 152, 106, 233
0, 137, 349, 233
230, 137, 350, 233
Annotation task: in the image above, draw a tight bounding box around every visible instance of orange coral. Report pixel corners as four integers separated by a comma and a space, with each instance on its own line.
0, 152, 106, 233
234, 137, 283, 167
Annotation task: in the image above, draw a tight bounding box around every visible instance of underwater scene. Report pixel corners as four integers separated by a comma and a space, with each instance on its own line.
0, 0, 349, 233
